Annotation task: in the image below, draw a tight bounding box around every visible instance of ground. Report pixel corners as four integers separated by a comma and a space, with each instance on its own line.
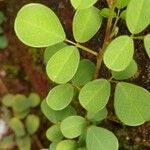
0, 0, 150, 149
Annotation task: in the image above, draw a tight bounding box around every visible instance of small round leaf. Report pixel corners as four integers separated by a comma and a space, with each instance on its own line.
28, 93, 40, 108
73, 6, 102, 43
2, 94, 14, 107
60, 115, 86, 138
46, 46, 80, 84
104, 36, 134, 71
41, 100, 76, 123
46, 84, 74, 110
115, 82, 150, 126
79, 79, 111, 112
70, 0, 98, 10
25, 114, 40, 135
71, 59, 95, 87
86, 126, 118, 150
46, 124, 63, 142
112, 59, 138, 80
15, 3, 66, 47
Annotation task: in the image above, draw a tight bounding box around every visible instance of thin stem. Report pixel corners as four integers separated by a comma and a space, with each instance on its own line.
33, 135, 44, 149
94, 0, 117, 79
71, 82, 81, 91
132, 36, 145, 40
65, 39, 98, 56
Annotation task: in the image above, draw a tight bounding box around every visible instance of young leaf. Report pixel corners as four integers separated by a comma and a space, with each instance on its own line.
46, 84, 74, 110
73, 6, 102, 43
144, 34, 150, 58
2, 94, 14, 107
46, 124, 63, 142
87, 108, 108, 124
116, 0, 130, 8
41, 100, 76, 123
70, 0, 98, 10
28, 93, 40, 108
60, 115, 86, 138
0, 36, 8, 49
46, 46, 80, 84
126, 0, 150, 34
112, 59, 138, 80
44, 42, 67, 63
79, 79, 111, 112
16, 136, 31, 150
71, 59, 95, 87
9, 117, 26, 137
104, 36, 134, 71
100, 8, 116, 18
14, 3, 66, 47
14, 108, 30, 120
25, 114, 40, 135
12, 94, 30, 112
86, 126, 119, 150
56, 140, 78, 150
114, 82, 150, 126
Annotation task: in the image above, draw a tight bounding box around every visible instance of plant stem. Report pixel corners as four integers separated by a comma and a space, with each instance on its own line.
0, 77, 8, 95
33, 135, 44, 149
65, 39, 98, 56
94, 0, 117, 79
132, 36, 145, 40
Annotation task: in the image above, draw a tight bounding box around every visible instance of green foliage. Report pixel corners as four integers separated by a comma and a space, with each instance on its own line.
0, 35, 8, 49
25, 114, 40, 135
86, 126, 118, 150
0, 11, 5, 24
115, 82, 150, 126
60, 115, 86, 138
73, 6, 102, 43
104, 36, 134, 71
14, 1, 150, 150
46, 46, 80, 84
2, 94, 14, 107
79, 79, 110, 112
71, 59, 95, 87
46, 84, 74, 110
70, 0, 98, 10
112, 60, 138, 80
14, 3, 65, 47
126, 0, 150, 34
144, 34, 150, 58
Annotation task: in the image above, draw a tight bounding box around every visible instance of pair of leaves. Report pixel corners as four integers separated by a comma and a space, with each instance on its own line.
41, 100, 76, 123
115, 82, 150, 126
104, 35, 134, 71
126, 0, 150, 34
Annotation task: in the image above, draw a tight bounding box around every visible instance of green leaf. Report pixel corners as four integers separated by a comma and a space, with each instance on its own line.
16, 136, 31, 150
73, 6, 102, 43
120, 10, 126, 20
28, 93, 40, 107
9, 117, 26, 137
44, 42, 67, 64
0, 134, 14, 149
100, 8, 116, 18
144, 34, 150, 58
2, 94, 14, 107
114, 82, 150, 126
86, 126, 119, 150
14, 109, 30, 120
104, 36, 134, 71
46, 46, 80, 84
70, 0, 98, 10
79, 79, 111, 112
46, 124, 63, 142
14, 3, 65, 47
116, 0, 130, 8
112, 59, 138, 80
0, 36, 8, 49
25, 114, 40, 135
0, 26, 4, 34
0, 11, 5, 24
12, 94, 30, 112
56, 140, 77, 150
87, 108, 108, 123
46, 84, 74, 110
41, 100, 76, 123
71, 59, 95, 87
126, 0, 150, 34
60, 115, 86, 138
49, 142, 58, 150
